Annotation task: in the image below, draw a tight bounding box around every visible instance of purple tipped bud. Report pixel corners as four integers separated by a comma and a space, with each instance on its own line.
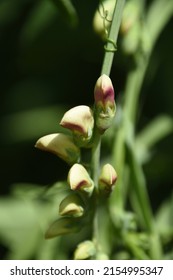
94, 74, 115, 105
94, 75, 116, 133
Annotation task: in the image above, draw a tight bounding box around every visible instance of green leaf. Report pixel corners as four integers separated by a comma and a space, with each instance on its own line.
155, 195, 173, 236
0, 183, 63, 259
124, 232, 150, 260
135, 115, 173, 163
146, 0, 173, 49
43, 181, 68, 199
0, 197, 47, 259
126, 142, 154, 231
45, 217, 83, 239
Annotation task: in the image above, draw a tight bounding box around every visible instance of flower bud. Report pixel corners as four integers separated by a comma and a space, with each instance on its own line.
68, 164, 94, 195
98, 163, 117, 196
59, 194, 84, 217
93, 0, 115, 39
95, 252, 109, 260
121, 21, 141, 55
94, 74, 116, 133
120, 0, 141, 34
35, 133, 80, 165
74, 240, 96, 260
60, 106, 94, 147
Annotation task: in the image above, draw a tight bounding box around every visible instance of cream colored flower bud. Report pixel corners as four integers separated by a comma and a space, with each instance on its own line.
120, 0, 142, 55
120, 0, 141, 34
68, 163, 94, 195
121, 22, 141, 54
35, 133, 80, 165
60, 105, 94, 147
74, 240, 96, 260
96, 252, 109, 260
93, 0, 115, 39
99, 163, 117, 195
59, 194, 84, 217
94, 74, 116, 133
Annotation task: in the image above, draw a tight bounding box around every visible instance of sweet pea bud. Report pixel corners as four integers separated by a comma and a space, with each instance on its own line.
121, 21, 141, 55
68, 163, 94, 195
94, 74, 116, 133
60, 106, 94, 147
59, 194, 84, 217
96, 252, 109, 260
98, 163, 117, 196
35, 133, 80, 165
74, 240, 96, 260
93, 0, 115, 39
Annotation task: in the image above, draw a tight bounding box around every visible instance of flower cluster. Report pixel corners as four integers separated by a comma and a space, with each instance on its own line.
35, 74, 117, 257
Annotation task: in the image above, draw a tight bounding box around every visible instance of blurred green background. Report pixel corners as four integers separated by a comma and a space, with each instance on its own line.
0, 0, 173, 259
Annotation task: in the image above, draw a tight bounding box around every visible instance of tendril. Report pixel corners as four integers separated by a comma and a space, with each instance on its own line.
104, 39, 117, 53
98, 1, 112, 36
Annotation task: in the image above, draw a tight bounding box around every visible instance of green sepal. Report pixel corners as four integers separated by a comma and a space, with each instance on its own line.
45, 217, 83, 239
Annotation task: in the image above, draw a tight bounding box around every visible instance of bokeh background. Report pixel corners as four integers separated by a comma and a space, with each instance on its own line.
0, 0, 173, 259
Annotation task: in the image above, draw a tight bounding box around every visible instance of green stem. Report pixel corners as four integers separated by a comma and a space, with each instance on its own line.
101, 0, 126, 76
91, 0, 125, 253
91, 130, 101, 187
124, 56, 149, 124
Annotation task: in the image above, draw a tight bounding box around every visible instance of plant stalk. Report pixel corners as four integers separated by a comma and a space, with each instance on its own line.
92, 0, 125, 253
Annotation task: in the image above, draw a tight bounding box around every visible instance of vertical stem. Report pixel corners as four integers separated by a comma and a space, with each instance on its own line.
123, 56, 149, 123
91, 0, 125, 253
91, 130, 101, 187
101, 0, 126, 76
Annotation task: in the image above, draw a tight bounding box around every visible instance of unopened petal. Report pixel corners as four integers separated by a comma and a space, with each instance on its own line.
59, 194, 84, 217
94, 74, 115, 105
35, 133, 80, 164
94, 75, 116, 133
60, 106, 94, 147
68, 163, 94, 194
74, 240, 96, 260
99, 163, 117, 195
60, 105, 94, 135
